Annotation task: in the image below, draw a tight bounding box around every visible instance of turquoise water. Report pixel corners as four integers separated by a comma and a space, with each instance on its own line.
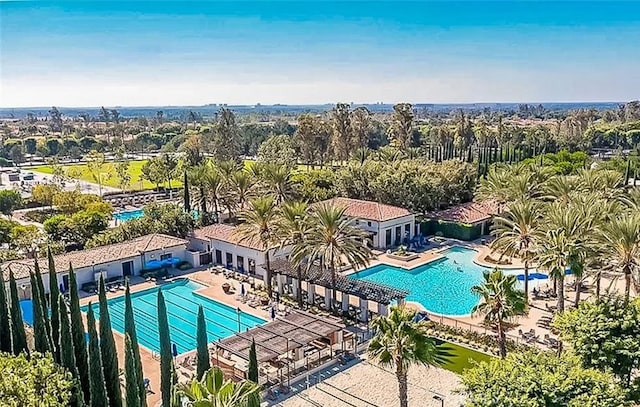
113, 208, 144, 222
350, 246, 524, 316
82, 279, 265, 354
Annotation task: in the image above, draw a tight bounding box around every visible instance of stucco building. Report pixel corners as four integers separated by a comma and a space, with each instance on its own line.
1, 233, 189, 296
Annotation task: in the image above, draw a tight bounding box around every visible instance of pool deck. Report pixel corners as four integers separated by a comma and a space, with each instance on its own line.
78, 268, 271, 407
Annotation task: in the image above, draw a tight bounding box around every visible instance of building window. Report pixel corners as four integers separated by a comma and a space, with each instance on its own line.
248, 259, 256, 275
161, 253, 171, 260
367, 221, 372, 227
385, 229, 392, 247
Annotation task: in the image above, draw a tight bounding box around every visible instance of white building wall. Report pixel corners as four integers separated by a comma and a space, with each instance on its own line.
377, 214, 416, 249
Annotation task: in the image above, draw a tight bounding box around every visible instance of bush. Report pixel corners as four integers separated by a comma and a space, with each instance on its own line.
422, 219, 483, 240
23, 209, 59, 224
176, 261, 192, 271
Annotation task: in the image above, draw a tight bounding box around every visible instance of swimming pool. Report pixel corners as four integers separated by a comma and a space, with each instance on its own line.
82, 279, 265, 354
113, 208, 144, 222
350, 246, 529, 316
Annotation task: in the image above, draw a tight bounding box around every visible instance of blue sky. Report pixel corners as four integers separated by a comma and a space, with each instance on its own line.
1, 1, 639, 107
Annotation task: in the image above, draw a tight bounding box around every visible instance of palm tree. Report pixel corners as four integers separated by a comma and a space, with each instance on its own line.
471, 269, 526, 358
236, 197, 279, 297
537, 229, 573, 313
491, 200, 542, 303
173, 367, 261, 407
262, 164, 293, 205
367, 306, 444, 407
229, 170, 256, 214
275, 201, 311, 307
202, 162, 225, 222
600, 214, 640, 302
291, 203, 372, 312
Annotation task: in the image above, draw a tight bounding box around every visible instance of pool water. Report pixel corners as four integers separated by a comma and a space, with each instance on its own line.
350, 246, 527, 316
82, 279, 265, 354
113, 208, 144, 222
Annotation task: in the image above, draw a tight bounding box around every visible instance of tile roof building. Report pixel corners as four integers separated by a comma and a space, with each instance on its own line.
314, 198, 416, 249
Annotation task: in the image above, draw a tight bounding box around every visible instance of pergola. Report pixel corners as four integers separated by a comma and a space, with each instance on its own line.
268, 258, 407, 305
213, 310, 354, 387
215, 310, 345, 362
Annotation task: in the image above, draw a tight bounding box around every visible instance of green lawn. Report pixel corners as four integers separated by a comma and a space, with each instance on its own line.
30, 160, 182, 191
435, 339, 494, 374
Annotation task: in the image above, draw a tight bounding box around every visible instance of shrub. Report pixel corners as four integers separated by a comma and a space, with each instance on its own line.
176, 261, 192, 271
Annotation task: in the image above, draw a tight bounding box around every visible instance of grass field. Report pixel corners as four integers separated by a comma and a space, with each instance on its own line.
30, 160, 182, 191
435, 339, 494, 374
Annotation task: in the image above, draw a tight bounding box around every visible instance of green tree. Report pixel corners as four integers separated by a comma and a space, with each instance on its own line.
330, 102, 352, 161
387, 103, 414, 150
257, 134, 297, 167
292, 202, 372, 312
0, 352, 75, 406
236, 196, 280, 297
31, 183, 62, 208
275, 201, 311, 307
261, 163, 293, 205
367, 307, 444, 407
460, 350, 629, 407
0, 266, 11, 353
58, 298, 78, 378
114, 148, 132, 191
210, 107, 241, 162
8, 269, 28, 355
196, 305, 210, 380
183, 170, 191, 213
124, 281, 146, 405
248, 339, 258, 384
173, 367, 261, 407
124, 333, 141, 407
86, 150, 111, 196
600, 214, 640, 302
158, 288, 174, 407
9, 224, 42, 257
68, 265, 90, 404
48, 246, 61, 362
32, 257, 51, 349
553, 295, 640, 387
86, 302, 108, 407
490, 200, 542, 303
98, 276, 123, 407
471, 269, 526, 358
0, 190, 23, 216
29, 272, 49, 353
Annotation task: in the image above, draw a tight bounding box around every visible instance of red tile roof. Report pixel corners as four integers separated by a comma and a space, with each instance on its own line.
426, 200, 500, 224
2, 233, 188, 281
315, 198, 412, 222
192, 224, 266, 251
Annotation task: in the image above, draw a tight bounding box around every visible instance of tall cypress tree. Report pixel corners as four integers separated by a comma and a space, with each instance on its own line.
158, 289, 173, 407
29, 272, 49, 353
183, 171, 191, 213
196, 305, 210, 380
59, 297, 78, 375
33, 257, 50, 346
87, 302, 108, 407
47, 247, 60, 362
8, 269, 28, 355
68, 265, 90, 404
98, 276, 123, 407
124, 281, 146, 405
124, 333, 141, 407
0, 272, 11, 353
248, 338, 258, 383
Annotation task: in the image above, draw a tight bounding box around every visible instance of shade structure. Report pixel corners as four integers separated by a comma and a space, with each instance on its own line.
145, 259, 163, 269
531, 272, 549, 280
516, 274, 534, 281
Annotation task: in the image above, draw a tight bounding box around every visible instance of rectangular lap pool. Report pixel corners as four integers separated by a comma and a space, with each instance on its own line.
82, 279, 265, 354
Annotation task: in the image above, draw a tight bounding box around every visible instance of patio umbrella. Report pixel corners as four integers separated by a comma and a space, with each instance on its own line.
516, 274, 534, 281
275, 291, 280, 303
145, 260, 163, 269
565, 268, 573, 275
241, 284, 245, 296
271, 306, 276, 320
531, 272, 549, 280
172, 343, 178, 357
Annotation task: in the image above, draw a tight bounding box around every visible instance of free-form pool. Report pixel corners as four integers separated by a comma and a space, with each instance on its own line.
82, 279, 265, 354
113, 208, 144, 222
350, 246, 529, 316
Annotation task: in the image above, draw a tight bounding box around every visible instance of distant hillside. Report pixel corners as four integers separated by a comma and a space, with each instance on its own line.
0, 102, 623, 120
